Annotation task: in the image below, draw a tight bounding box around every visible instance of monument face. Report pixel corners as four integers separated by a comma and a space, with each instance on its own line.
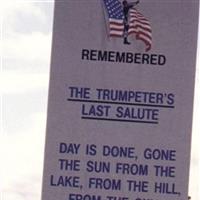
42, 1, 199, 200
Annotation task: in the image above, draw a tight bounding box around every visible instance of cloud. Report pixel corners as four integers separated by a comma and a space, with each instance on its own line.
3, 32, 52, 68
2, 112, 46, 200
1, 1, 52, 200
2, 1, 47, 30
1, 71, 49, 94
2, 1, 53, 71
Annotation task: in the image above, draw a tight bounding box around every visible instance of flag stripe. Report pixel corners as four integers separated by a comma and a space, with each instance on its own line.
130, 18, 151, 26
129, 31, 152, 44
110, 27, 124, 31
109, 19, 124, 24
110, 32, 124, 37
136, 34, 152, 51
129, 23, 152, 33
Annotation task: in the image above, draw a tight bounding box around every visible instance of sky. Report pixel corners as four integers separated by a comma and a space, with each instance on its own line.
1, 1, 54, 200
1, 1, 200, 200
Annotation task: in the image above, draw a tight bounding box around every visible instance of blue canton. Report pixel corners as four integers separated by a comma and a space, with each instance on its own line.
104, 0, 124, 20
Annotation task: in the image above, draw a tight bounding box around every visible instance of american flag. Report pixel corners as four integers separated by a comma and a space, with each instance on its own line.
103, 0, 124, 37
129, 8, 152, 51
103, 0, 152, 51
